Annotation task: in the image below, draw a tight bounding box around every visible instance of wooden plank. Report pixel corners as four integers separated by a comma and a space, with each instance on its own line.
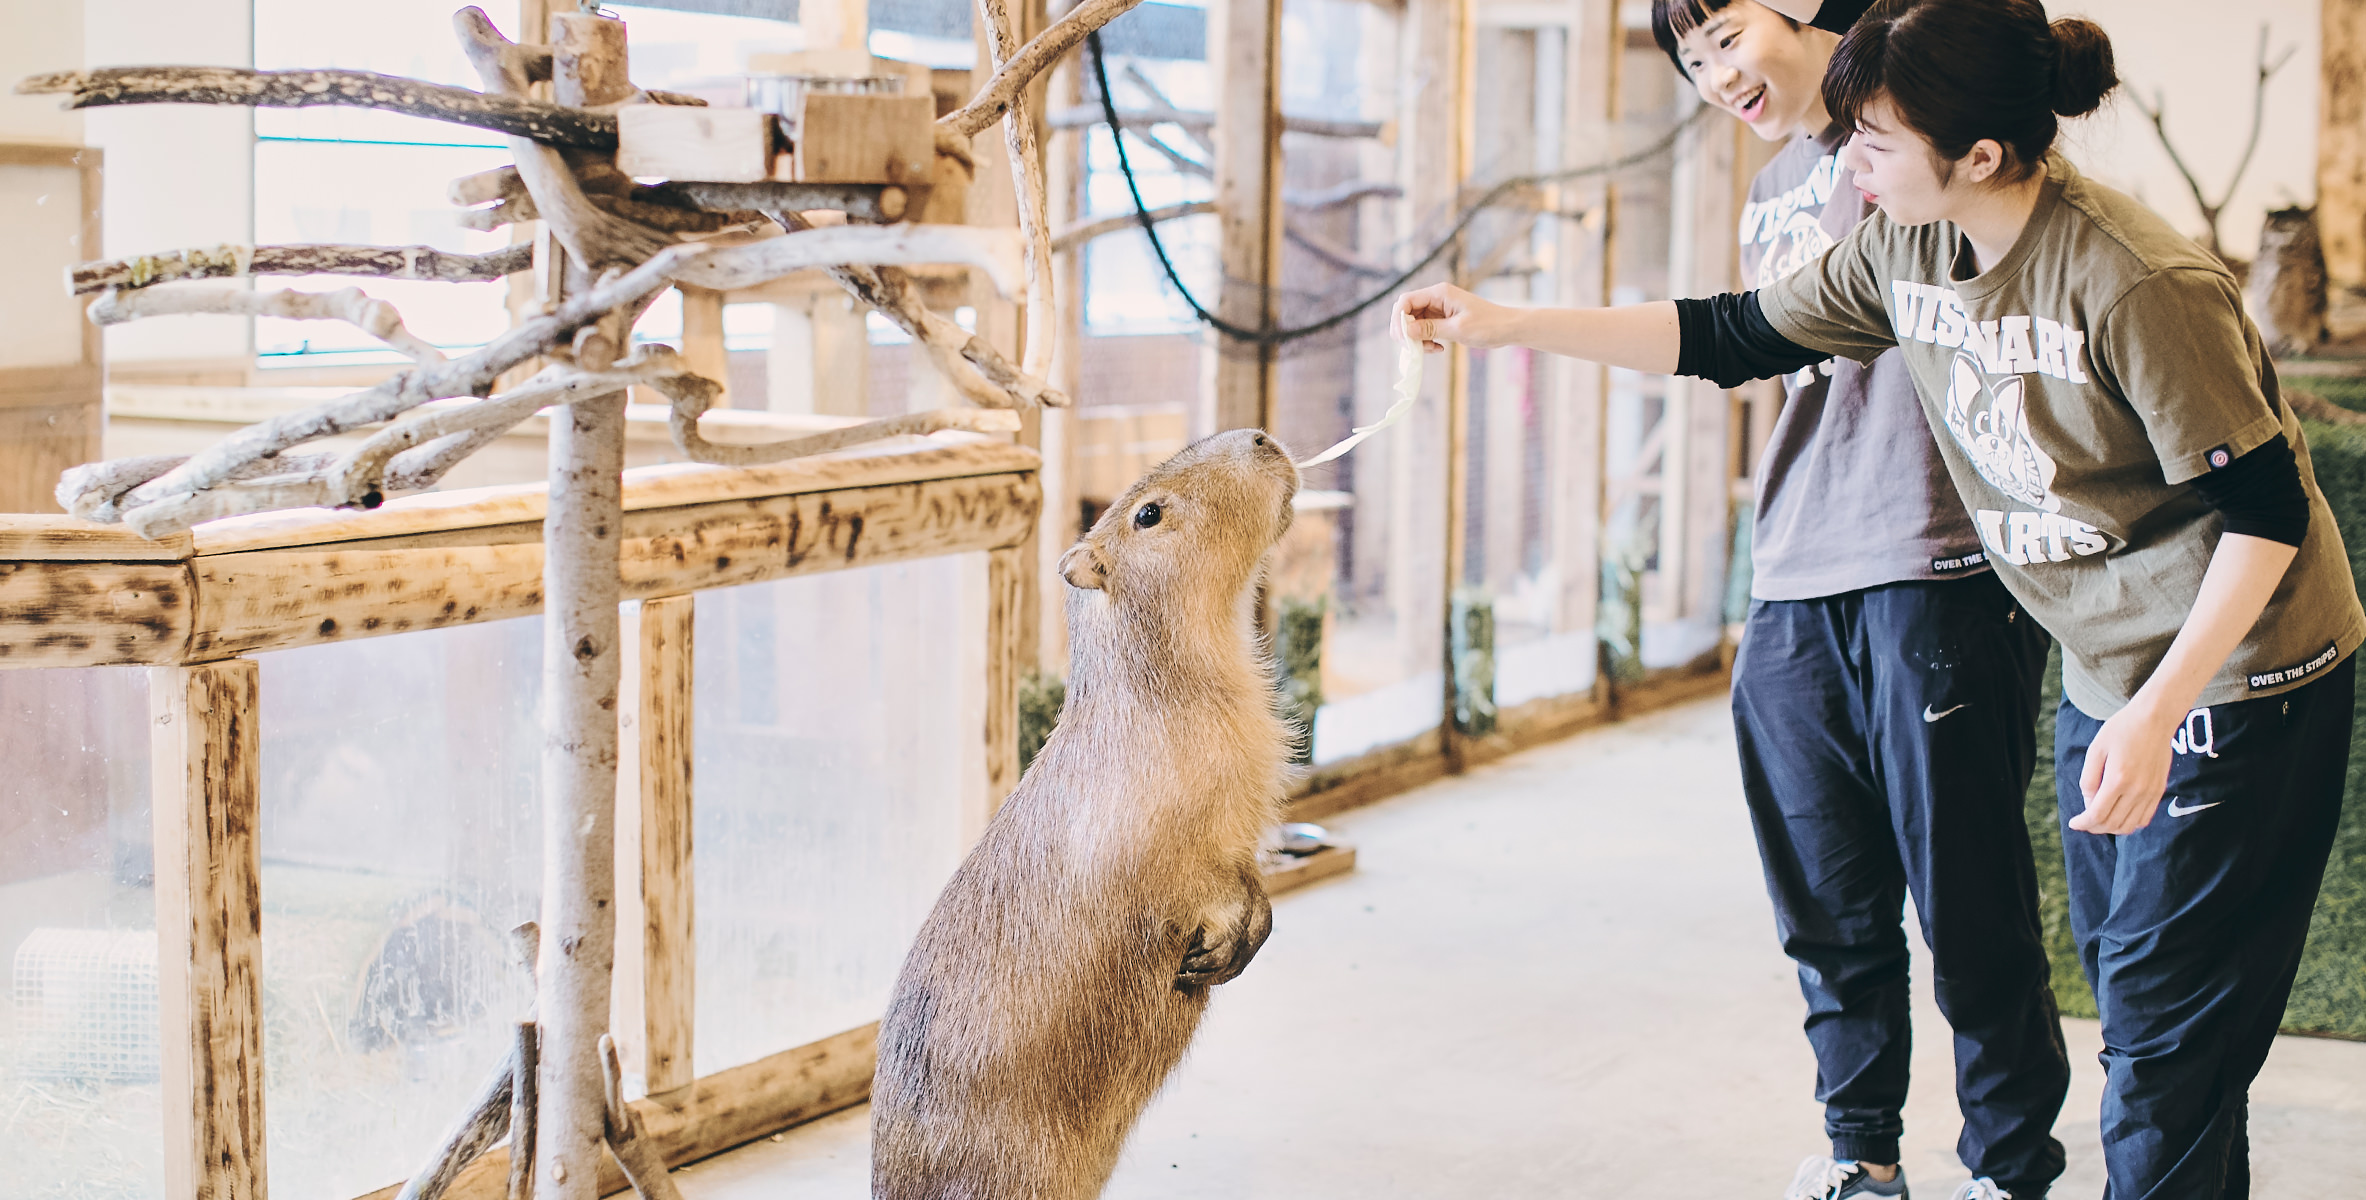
0, 514, 193, 561
637, 593, 696, 1095
2326, 0, 2366, 291
984, 543, 1024, 810
152, 658, 267, 1200
185, 436, 1037, 556
790, 94, 935, 186
1550, 0, 1616, 656
1208, 0, 1283, 434
616, 105, 773, 184
182, 472, 1040, 659
1263, 843, 1357, 894
0, 558, 193, 667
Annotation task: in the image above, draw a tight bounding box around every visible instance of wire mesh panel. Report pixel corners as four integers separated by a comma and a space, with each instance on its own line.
0, 666, 160, 1200
692, 554, 975, 1072
250, 618, 543, 1200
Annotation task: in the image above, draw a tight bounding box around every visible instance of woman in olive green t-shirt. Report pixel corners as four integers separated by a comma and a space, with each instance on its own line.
1396, 2, 2361, 1197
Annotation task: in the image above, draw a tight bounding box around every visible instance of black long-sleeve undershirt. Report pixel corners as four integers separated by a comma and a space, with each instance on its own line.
2191, 434, 2310, 547
1669, 290, 2312, 547
1672, 292, 1828, 388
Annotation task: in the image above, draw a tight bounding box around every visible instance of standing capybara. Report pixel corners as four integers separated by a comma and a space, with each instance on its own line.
871, 428, 1302, 1200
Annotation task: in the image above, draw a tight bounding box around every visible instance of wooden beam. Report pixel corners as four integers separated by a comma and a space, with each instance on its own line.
152, 658, 267, 1200
1660, 95, 1739, 628
636, 594, 697, 1095
2325, 0, 2366, 291
1209, 0, 1284, 434
1551, 0, 1616, 670
677, 285, 730, 407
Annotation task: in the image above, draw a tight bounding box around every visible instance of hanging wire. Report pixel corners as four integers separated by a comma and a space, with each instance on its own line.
1083, 31, 1711, 347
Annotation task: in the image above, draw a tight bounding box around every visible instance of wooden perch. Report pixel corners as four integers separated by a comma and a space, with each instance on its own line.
91, 285, 448, 364
63, 224, 1023, 531
70, 241, 533, 295
18, 66, 619, 148
600, 1036, 688, 1200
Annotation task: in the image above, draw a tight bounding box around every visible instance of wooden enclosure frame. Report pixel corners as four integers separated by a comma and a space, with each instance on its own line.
0, 429, 1036, 1200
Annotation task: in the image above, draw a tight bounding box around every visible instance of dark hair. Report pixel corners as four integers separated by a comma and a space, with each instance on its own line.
1650, 0, 1800, 80
1823, 0, 2118, 181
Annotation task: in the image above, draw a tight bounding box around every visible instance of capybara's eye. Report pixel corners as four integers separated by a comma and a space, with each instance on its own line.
1134, 502, 1162, 529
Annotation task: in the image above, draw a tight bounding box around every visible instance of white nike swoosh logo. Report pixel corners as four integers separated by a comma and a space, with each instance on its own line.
1923, 703, 1967, 723
2167, 799, 2221, 818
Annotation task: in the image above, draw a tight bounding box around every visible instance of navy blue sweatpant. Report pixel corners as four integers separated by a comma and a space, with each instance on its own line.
2055, 655, 2355, 1200
1732, 574, 2070, 1192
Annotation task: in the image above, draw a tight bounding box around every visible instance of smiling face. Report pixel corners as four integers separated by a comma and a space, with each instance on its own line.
1837, 94, 2005, 227
1670, 0, 1837, 142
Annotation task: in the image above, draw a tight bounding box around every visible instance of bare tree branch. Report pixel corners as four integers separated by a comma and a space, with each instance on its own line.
71, 241, 534, 295
92, 285, 448, 364
2129, 23, 2295, 260
17, 65, 619, 148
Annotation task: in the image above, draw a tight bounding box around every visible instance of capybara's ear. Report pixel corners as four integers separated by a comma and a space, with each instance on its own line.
1059, 542, 1111, 590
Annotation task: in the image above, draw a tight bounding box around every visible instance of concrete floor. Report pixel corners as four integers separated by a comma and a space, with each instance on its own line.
671, 696, 2366, 1199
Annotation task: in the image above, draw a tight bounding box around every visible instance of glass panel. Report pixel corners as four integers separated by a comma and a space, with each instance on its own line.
252, 620, 543, 1200
693, 556, 973, 1073
0, 667, 159, 1200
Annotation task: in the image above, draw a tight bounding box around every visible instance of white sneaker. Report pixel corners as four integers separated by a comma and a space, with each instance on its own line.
1950, 1180, 2011, 1200
1784, 1156, 1909, 1200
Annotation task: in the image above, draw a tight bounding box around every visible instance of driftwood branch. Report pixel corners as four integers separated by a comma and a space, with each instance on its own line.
599, 1036, 687, 1200
92, 285, 448, 364
2130, 23, 2295, 260
943, 0, 1151, 139
509, 1022, 539, 1200
1052, 200, 1213, 253
57, 223, 1022, 532
978, 0, 1058, 379
17, 66, 619, 148
394, 1043, 519, 1200
1047, 104, 1386, 142
70, 241, 534, 295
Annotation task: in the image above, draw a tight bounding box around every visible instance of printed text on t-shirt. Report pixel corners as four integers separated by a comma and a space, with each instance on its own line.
1890, 281, 2091, 383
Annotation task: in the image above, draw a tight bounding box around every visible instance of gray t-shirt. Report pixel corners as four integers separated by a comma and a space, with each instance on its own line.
1761, 155, 2366, 715
1736, 131, 1985, 601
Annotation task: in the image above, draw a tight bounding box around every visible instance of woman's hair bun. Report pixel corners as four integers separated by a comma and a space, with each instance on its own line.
2049, 16, 2119, 118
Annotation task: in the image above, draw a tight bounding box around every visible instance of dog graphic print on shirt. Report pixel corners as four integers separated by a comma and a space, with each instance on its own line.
1943, 352, 2059, 512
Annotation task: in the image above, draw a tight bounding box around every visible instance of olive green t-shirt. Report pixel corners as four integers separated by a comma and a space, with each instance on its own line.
1759, 156, 2365, 716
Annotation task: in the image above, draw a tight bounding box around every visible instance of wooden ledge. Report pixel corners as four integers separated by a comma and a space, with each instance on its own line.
1, 433, 1040, 669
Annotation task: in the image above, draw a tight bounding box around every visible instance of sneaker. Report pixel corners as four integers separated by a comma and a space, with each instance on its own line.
1949, 1181, 2012, 1200
1784, 1156, 1910, 1200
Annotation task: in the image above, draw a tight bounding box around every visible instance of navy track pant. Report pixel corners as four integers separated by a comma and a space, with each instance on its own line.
2055, 654, 2355, 1200
1732, 573, 2070, 1192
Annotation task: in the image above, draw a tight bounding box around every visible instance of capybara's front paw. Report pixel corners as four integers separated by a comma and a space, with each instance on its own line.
1175, 868, 1274, 989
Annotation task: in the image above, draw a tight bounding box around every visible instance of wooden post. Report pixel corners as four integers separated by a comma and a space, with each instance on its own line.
1210, 0, 1284, 433
540, 12, 630, 1200
677, 285, 729, 409
802, 0, 870, 53
0, 144, 104, 514
1661, 93, 1739, 633
985, 544, 1025, 810
2325, 0, 2366, 293
635, 594, 696, 1094
1040, 0, 1087, 677
1551, 0, 1615, 690
151, 658, 267, 1200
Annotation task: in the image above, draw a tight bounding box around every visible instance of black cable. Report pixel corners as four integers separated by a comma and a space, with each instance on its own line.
1083, 32, 1708, 347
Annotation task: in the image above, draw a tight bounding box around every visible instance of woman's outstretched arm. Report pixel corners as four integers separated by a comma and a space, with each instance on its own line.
1398, 283, 1679, 372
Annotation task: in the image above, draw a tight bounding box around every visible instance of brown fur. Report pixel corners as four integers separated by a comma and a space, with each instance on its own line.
871, 429, 1301, 1200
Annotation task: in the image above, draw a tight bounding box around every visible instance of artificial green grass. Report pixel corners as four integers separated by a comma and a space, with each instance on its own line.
2020, 407, 2366, 1036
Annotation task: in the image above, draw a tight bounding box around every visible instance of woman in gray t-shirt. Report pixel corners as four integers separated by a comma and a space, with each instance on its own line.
1400, 2, 2362, 1197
